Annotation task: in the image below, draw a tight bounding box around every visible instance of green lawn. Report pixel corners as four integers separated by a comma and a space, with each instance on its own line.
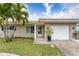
0, 38, 63, 56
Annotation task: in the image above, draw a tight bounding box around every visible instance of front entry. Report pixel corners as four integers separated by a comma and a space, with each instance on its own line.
36, 25, 44, 38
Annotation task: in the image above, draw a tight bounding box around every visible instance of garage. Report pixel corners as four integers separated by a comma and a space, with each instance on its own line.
51, 25, 69, 40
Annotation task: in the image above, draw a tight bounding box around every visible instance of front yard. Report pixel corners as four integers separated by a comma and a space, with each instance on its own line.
0, 38, 63, 56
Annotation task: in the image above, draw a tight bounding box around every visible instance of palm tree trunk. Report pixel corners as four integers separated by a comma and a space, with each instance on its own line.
3, 19, 16, 42
3, 19, 9, 42
9, 26, 16, 41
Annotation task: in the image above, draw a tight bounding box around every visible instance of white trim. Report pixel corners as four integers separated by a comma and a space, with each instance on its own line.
34, 24, 36, 40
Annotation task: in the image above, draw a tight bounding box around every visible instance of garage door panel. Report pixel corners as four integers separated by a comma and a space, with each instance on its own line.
51, 25, 69, 40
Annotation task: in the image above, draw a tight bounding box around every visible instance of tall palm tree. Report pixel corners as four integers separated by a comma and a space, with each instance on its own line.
0, 3, 28, 42
13, 3, 28, 24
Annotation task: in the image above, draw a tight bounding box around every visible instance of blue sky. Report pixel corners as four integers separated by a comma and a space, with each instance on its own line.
23, 3, 79, 20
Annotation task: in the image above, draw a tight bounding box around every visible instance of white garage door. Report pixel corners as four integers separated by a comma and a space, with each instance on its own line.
51, 25, 69, 40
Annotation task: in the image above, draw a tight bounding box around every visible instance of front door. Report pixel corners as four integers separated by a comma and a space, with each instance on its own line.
36, 25, 44, 38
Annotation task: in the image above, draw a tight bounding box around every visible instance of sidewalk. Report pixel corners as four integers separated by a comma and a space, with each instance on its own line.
0, 53, 20, 56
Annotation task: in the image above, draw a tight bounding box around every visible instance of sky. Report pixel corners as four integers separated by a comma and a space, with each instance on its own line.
23, 3, 79, 20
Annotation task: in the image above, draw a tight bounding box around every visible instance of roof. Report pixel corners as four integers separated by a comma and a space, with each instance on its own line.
3, 18, 79, 25
38, 18, 79, 23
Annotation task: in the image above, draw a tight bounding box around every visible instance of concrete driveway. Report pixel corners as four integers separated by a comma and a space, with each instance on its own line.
52, 40, 79, 56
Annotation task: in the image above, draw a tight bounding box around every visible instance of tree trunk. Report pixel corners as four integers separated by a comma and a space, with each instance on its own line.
3, 19, 16, 42
3, 19, 9, 42
9, 26, 16, 42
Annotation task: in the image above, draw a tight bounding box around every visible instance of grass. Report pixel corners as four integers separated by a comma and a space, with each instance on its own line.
0, 38, 63, 56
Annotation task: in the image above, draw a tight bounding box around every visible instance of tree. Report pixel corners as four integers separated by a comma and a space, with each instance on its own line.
0, 3, 28, 42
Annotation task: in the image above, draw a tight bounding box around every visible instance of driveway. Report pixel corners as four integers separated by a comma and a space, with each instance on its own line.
52, 40, 79, 56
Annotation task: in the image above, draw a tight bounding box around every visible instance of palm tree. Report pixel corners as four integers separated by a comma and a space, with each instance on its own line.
9, 3, 28, 41
0, 3, 28, 42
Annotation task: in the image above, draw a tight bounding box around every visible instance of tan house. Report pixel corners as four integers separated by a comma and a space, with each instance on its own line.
0, 18, 79, 42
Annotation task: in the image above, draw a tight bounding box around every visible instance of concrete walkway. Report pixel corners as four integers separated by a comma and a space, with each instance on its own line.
52, 40, 79, 56
0, 53, 20, 56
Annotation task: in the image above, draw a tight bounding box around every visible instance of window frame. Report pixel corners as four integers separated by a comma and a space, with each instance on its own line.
26, 26, 34, 33
1, 25, 16, 31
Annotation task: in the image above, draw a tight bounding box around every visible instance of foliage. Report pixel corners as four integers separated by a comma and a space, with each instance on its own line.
0, 3, 28, 42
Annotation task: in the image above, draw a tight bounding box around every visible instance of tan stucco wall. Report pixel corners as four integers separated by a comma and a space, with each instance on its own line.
14, 25, 34, 38
0, 23, 76, 40
45, 24, 52, 40
69, 24, 76, 40
0, 27, 4, 38
0, 25, 34, 38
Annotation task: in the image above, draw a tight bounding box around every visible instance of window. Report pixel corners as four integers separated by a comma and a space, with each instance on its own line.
37, 26, 42, 34
1, 25, 16, 31
26, 26, 34, 33
31, 26, 34, 33
9, 25, 16, 30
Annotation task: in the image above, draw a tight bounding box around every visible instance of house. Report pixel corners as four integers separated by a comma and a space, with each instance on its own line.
0, 18, 79, 42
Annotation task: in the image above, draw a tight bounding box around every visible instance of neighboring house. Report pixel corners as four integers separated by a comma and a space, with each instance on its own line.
0, 18, 79, 41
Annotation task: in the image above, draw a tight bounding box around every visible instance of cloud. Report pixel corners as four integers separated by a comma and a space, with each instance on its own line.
33, 13, 38, 18
42, 3, 54, 16
23, 4, 39, 20
26, 3, 79, 19
42, 3, 72, 18
28, 13, 38, 21
51, 11, 70, 18
48, 4, 79, 18
29, 13, 38, 19
23, 4, 38, 21
62, 4, 79, 18
68, 4, 79, 18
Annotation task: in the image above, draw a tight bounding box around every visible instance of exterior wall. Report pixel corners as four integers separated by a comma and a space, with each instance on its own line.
14, 25, 34, 38
0, 27, 4, 38
45, 24, 52, 40
44, 23, 76, 40
0, 25, 34, 38
0, 23, 76, 40
69, 24, 76, 40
